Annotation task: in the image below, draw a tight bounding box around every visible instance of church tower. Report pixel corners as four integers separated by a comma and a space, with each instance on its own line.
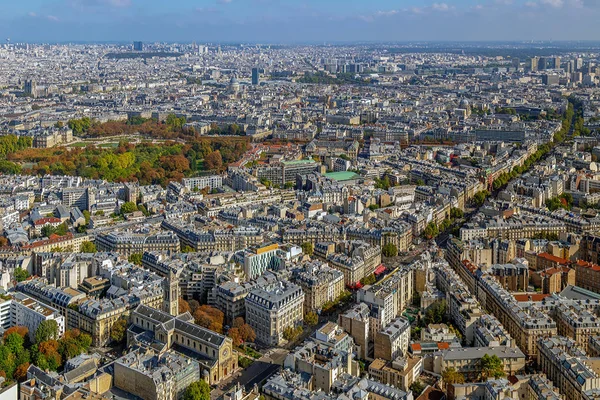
163, 269, 179, 316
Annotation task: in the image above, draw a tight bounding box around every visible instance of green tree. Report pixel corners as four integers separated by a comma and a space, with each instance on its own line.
382, 243, 398, 257
442, 367, 465, 386
80, 241, 97, 253
35, 320, 59, 344
301, 242, 314, 256
41, 224, 57, 238
14, 267, 30, 282
55, 223, 68, 236
182, 245, 195, 253
4, 332, 24, 355
423, 221, 439, 239
304, 312, 319, 326
110, 317, 128, 344
480, 354, 505, 380
128, 253, 143, 266
120, 201, 138, 214
360, 274, 377, 286
450, 207, 464, 219
409, 381, 426, 397
424, 300, 448, 325
182, 380, 211, 400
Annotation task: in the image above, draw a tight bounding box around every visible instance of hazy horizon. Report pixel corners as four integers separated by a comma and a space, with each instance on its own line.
3, 0, 600, 44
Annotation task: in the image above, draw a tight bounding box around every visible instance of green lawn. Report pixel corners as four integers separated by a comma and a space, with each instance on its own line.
99, 143, 119, 148
70, 142, 88, 147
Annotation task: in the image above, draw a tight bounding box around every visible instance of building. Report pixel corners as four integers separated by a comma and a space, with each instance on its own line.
251, 68, 259, 85
427, 346, 526, 381
574, 260, 600, 294
537, 336, 600, 400
114, 348, 200, 400
245, 280, 305, 346
338, 302, 371, 360
128, 304, 236, 385
133, 41, 143, 51
292, 261, 344, 313
181, 175, 223, 192
95, 231, 180, 257
368, 356, 423, 392
235, 243, 281, 281
0, 293, 65, 342
374, 317, 411, 361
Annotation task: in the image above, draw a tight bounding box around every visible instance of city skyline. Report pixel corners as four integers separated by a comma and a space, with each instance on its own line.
2, 0, 600, 43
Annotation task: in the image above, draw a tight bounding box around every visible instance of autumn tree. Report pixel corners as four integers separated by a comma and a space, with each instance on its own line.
3, 326, 28, 341
179, 298, 191, 315
80, 241, 97, 253
228, 328, 243, 346
239, 324, 256, 343
233, 317, 245, 329
204, 150, 223, 171
14, 362, 30, 381
442, 367, 465, 387
193, 305, 224, 333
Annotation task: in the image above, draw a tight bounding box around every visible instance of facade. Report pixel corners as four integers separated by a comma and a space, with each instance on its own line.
292, 260, 344, 313
245, 280, 305, 346
374, 317, 411, 361
338, 302, 371, 360
95, 231, 180, 257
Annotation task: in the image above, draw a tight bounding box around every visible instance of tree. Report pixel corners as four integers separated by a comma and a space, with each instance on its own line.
442, 367, 465, 386
80, 241, 97, 253
304, 312, 319, 326
423, 221, 439, 239
194, 305, 224, 333
480, 354, 505, 380
3, 326, 28, 341
301, 242, 314, 256
360, 274, 377, 286
473, 190, 489, 207
128, 253, 143, 266
110, 317, 128, 344
382, 243, 398, 257
409, 381, 426, 397
41, 225, 56, 238
14, 267, 30, 282
35, 320, 59, 344
14, 362, 29, 381
55, 223, 68, 236
239, 324, 256, 343
450, 207, 464, 219
5, 333, 24, 355
179, 298, 191, 315
233, 317, 245, 329
424, 300, 448, 325
204, 150, 223, 171
183, 381, 211, 400
120, 201, 138, 214
228, 327, 243, 346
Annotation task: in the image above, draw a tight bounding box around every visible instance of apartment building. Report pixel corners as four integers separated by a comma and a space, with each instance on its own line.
245, 280, 305, 346
292, 261, 344, 313
0, 292, 65, 342
537, 336, 600, 400
374, 317, 411, 361
338, 302, 371, 360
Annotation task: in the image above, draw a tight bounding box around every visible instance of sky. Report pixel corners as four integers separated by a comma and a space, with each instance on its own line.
1, 0, 600, 43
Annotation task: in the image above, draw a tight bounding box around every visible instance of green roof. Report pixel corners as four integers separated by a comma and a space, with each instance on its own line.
324, 171, 360, 181
282, 159, 316, 165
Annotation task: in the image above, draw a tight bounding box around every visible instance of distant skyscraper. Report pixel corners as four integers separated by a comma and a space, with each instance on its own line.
133, 41, 143, 51
530, 57, 539, 72
252, 67, 260, 85
553, 57, 561, 70
538, 57, 547, 71
576, 58, 584, 71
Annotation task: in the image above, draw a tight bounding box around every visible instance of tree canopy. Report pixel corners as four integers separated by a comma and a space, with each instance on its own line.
182, 381, 211, 400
